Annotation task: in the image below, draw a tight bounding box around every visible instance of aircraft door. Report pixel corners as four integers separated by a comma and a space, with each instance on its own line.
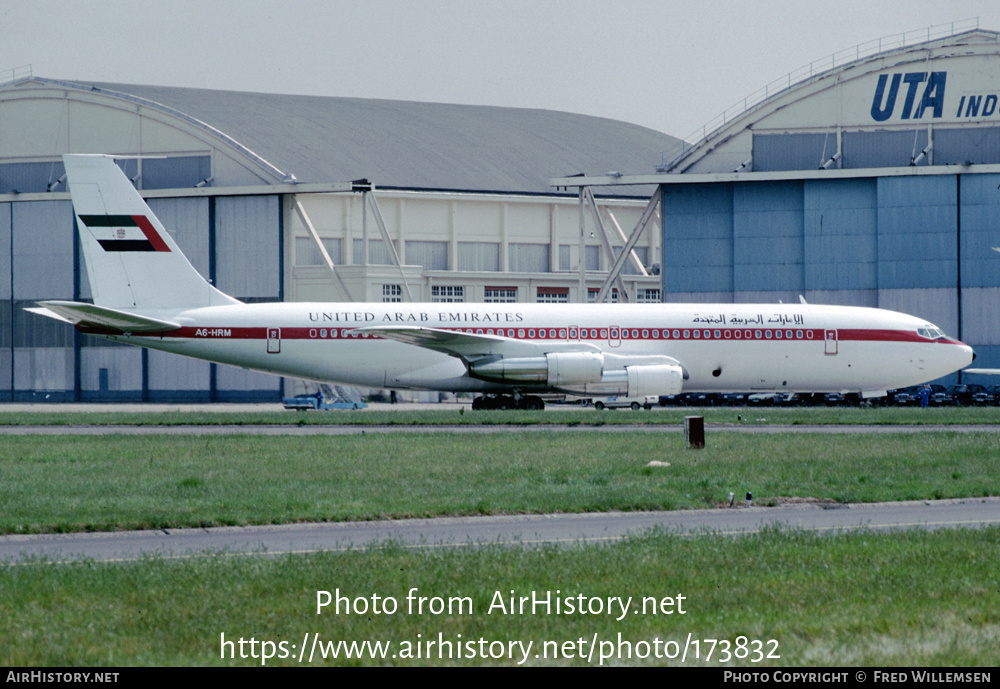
609, 325, 621, 348
267, 328, 281, 354
824, 329, 838, 355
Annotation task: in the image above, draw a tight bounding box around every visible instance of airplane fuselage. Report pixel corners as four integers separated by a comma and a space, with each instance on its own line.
40, 155, 975, 404
85, 301, 973, 397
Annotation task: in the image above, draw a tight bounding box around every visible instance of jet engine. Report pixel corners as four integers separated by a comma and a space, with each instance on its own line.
470, 352, 604, 384
469, 352, 684, 397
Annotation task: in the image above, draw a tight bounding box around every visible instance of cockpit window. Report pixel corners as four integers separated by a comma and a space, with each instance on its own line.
917, 325, 947, 340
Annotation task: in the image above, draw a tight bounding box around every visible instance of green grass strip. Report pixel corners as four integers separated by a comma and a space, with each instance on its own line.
1, 432, 997, 533
2, 528, 997, 666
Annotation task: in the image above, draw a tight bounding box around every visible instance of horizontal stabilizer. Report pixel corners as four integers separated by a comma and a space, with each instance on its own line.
353, 325, 601, 361
963, 368, 1000, 375
28, 301, 180, 334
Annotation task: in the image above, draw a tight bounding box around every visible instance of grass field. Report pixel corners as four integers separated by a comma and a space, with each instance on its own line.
1, 431, 998, 533
2, 528, 998, 666
1, 410, 998, 666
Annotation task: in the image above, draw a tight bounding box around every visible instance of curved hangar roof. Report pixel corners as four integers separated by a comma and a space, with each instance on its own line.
662, 28, 1000, 174
0, 77, 680, 194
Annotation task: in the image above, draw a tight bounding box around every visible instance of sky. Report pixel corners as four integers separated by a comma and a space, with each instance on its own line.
3, 0, 1000, 140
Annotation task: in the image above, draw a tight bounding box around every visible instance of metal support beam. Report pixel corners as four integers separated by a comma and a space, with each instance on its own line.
293, 197, 354, 301
605, 209, 648, 276
581, 187, 629, 302
594, 191, 661, 304
363, 190, 413, 301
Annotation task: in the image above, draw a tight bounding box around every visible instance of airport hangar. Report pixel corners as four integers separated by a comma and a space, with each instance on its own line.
1, 23, 999, 403
0, 72, 676, 402
553, 24, 1000, 394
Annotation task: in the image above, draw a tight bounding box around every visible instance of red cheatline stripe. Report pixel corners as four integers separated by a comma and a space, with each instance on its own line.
131, 215, 171, 252
141, 326, 960, 345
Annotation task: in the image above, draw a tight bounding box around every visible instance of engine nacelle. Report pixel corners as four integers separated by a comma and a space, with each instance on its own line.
470, 352, 604, 385
626, 364, 684, 398
585, 364, 685, 397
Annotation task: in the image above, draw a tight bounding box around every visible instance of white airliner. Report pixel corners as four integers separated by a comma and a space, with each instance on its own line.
28, 154, 974, 409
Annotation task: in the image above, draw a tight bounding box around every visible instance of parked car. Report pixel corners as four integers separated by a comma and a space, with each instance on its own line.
891, 386, 922, 406
746, 392, 785, 406
930, 384, 985, 406
971, 385, 1000, 406
282, 390, 367, 411
594, 395, 658, 410
680, 392, 718, 407
716, 392, 748, 406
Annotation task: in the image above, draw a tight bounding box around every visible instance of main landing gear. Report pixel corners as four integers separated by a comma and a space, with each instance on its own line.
471, 393, 545, 410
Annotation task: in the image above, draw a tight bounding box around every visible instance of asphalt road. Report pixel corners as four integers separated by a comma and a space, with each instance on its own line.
2, 497, 997, 564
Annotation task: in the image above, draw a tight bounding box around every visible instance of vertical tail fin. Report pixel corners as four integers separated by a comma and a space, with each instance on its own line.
63, 154, 238, 311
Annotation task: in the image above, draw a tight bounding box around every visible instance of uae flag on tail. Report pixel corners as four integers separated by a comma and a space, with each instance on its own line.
78, 214, 171, 252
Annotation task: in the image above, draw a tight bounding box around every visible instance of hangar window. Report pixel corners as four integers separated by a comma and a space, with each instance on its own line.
536, 287, 568, 303
0, 161, 67, 193
935, 127, 1000, 166
295, 237, 342, 266
141, 156, 212, 189
611, 246, 650, 275
587, 288, 620, 303
408, 241, 448, 271
354, 239, 397, 265
558, 245, 572, 271
484, 287, 517, 303
382, 284, 402, 303
458, 242, 500, 272
509, 244, 550, 273
431, 285, 465, 302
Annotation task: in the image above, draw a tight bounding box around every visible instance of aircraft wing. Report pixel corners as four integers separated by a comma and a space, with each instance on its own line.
964, 369, 1000, 375
353, 325, 602, 361
27, 300, 181, 334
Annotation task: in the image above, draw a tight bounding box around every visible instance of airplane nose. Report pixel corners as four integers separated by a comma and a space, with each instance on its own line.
961, 344, 976, 368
